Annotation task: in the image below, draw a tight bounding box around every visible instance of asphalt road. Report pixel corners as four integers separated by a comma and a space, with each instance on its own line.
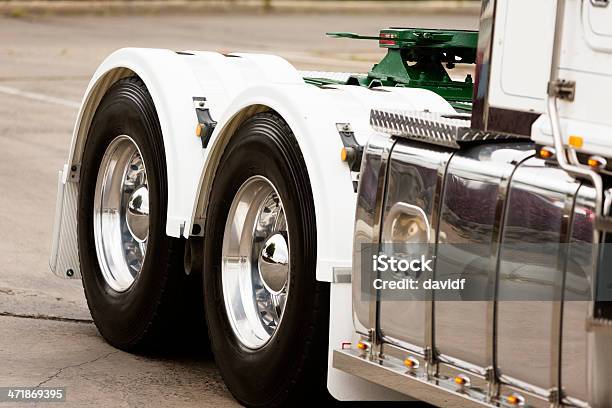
0, 12, 478, 407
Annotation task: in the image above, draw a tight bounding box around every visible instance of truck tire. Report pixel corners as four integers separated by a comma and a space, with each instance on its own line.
203, 112, 331, 406
77, 76, 205, 352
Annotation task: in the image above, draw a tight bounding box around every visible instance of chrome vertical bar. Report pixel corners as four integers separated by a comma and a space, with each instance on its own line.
353, 132, 395, 338
426, 153, 454, 377
549, 191, 577, 406
369, 134, 394, 359
487, 154, 531, 401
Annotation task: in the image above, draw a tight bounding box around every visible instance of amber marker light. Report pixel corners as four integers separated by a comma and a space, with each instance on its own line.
195, 123, 203, 137
356, 341, 368, 351
568, 135, 583, 149
403, 356, 419, 369
454, 375, 469, 386
340, 147, 348, 162
588, 155, 607, 169
506, 393, 524, 406
539, 146, 554, 159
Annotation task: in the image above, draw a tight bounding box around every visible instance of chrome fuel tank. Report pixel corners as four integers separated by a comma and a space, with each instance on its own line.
353, 134, 596, 406
434, 143, 533, 377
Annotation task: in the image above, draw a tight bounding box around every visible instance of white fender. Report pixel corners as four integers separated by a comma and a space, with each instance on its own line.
197, 82, 358, 282
67, 47, 209, 237
56, 46, 454, 285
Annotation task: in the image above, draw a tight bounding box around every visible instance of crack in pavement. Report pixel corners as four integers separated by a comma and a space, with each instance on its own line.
35, 351, 119, 389
0, 311, 93, 324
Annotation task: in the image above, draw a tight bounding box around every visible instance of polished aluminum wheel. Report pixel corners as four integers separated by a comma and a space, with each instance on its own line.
221, 176, 290, 349
93, 135, 149, 292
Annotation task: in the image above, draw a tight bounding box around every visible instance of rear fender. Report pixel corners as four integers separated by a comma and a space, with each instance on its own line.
194, 83, 357, 282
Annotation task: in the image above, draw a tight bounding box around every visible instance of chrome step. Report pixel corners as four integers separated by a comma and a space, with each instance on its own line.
333, 348, 491, 408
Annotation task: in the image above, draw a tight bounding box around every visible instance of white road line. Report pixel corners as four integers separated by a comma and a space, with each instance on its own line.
0, 85, 80, 109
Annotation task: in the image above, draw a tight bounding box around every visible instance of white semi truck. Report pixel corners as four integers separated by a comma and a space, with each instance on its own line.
49, 0, 612, 406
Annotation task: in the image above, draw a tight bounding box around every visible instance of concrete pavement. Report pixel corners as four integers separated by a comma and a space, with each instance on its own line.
0, 12, 478, 406
1, 316, 236, 407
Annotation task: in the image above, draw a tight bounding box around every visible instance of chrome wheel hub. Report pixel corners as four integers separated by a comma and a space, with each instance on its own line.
221, 176, 290, 349
126, 185, 150, 242
258, 232, 289, 294
93, 135, 149, 292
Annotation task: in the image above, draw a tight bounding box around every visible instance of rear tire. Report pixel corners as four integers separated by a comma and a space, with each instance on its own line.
78, 76, 206, 352
203, 112, 331, 406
